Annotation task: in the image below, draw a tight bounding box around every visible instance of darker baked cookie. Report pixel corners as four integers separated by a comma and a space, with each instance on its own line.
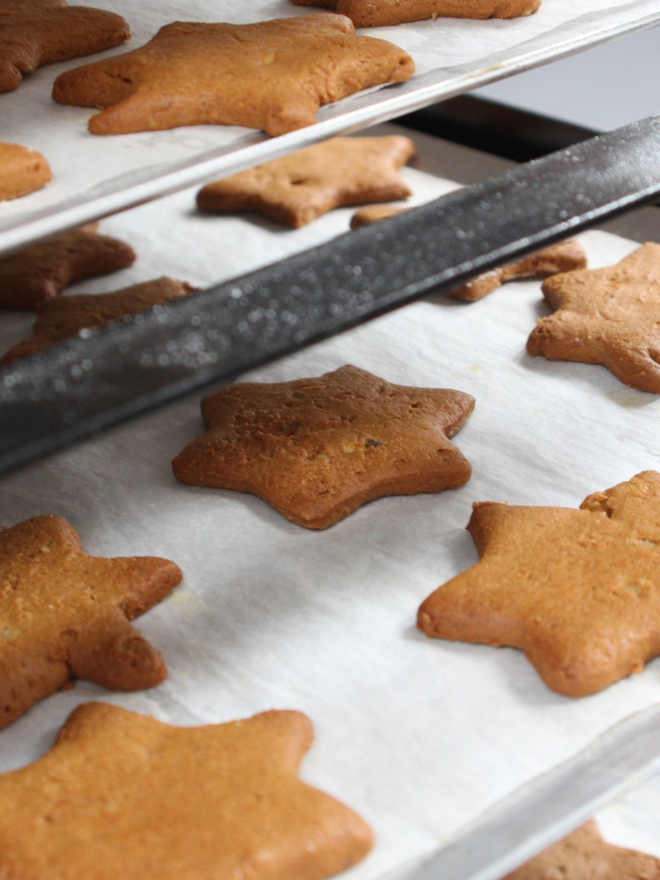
527, 242, 660, 393
0, 0, 130, 94
0, 225, 136, 310
172, 364, 474, 529
197, 136, 415, 228
0, 703, 373, 879
0, 515, 182, 730
0, 142, 52, 202
52, 14, 414, 136
504, 821, 660, 879
418, 470, 660, 698
292, 0, 541, 25
1, 277, 194, 362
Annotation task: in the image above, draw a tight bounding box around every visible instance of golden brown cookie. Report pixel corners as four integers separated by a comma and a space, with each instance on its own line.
0, 0, 130, 94
0, 702, 373, 880
172, 365, 474, 530
197, 136, 415, 228
292, 0, 541, 25
52, 14, 415, 136
0, 515, 182, 730
0, 225, 137, 310
1, 277, 195, 363
527, 243, 660, 393
450, 239, 587, 302
350, 203, 406, 228
418, 471, 660, 698
351, 206, 586, 299
0, 142, 52, 202
503, 821, 660, 879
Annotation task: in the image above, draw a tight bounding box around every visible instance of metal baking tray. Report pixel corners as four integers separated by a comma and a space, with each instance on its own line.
1, 0, 659, 256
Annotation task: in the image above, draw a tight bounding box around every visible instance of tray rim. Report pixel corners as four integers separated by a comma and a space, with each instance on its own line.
1, 0, 659, 257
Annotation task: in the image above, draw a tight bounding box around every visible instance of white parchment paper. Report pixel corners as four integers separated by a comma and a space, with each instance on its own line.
1, 139, 660, 877
1, 0, 658, 244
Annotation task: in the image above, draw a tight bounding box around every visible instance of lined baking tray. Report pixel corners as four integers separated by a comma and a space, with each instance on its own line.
2, 127, 660, 879
1, 0, 660, 256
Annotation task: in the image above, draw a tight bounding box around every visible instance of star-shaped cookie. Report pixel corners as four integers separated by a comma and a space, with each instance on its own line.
52, 14, 415, 136
504, 821, 660, 879
418, 471, 660, 697
292, 0, 541, 26
172, 365, 475, 529
0, 142, 51, 202
0, 224, 137, 310
0, 0, 130, 94
0, 515, 182, 730
197, 136, 415, 228
0, 702, 374, 879
350, 204, 587, 300
527, 243, 660, 393
1, 277, 195, 363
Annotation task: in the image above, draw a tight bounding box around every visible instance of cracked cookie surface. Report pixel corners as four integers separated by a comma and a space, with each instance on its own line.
172, 365, 474, 529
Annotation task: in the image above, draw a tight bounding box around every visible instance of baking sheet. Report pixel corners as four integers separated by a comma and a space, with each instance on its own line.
2, 135, 660, 878
1, 0, 660, 255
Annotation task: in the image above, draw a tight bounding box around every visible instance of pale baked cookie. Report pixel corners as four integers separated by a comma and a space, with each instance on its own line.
0, 142, 51, 201
0, 0, 130, 93
527, 243, 660, 393
197, 136, 415, 228
172, 365, 475, 529
52, 15, 415, 136
418, 471, 660, 698
350, 206, 587, 300
292, 0, 541, 26
0, 703, 374, 880
1, 277, 195, 362
504, 821, 660, 879
0, 224, 137, 310
0, 515, 182, 730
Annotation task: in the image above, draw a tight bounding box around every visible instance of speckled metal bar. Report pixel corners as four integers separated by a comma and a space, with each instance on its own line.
2, 115, 660, 475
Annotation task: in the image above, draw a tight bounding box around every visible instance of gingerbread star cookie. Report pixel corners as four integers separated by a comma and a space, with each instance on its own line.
197, 136, 415, 228
172, 365, 474, 530
0, 0, 130, 94
0, 515, 182, 730
350, 206, 586, 299
0, 702, 373, 879
527, 243, 660, 393
1, 277, 195, 363
0, 224, 137, 310
504, 821, 660, 879
450, 239, 588, 302
0, 142, 52, 201
292, 0, 541, 26
418, 471, 660, 697
52, 14, 415, 136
